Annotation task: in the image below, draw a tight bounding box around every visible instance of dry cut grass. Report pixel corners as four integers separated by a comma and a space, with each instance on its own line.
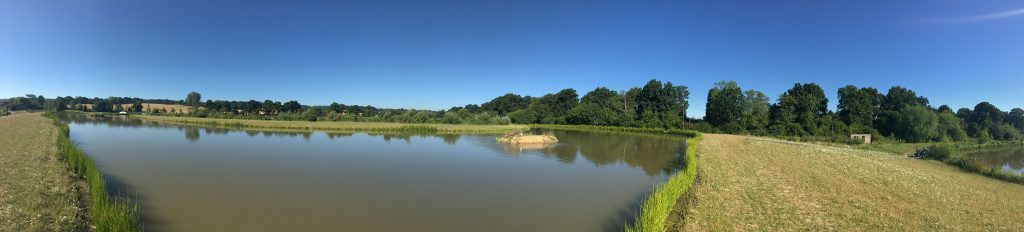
679, 134, 1024, 231
0, 113, 85, 231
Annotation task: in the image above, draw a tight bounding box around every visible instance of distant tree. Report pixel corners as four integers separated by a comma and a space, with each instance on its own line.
877, 86, 929, 137
245, 100, 261, 114
837, 85, 881, 128
741, 90, 770, 134
205, 100, 216, 111
881, 86, 928, 112
92, 100, 113, 112
131, 101, 144, 112
891, 105, 938, 142
185, 92, 202, 109
261, 100, 280, 114
45, 97, 67, 112
632, 79, 688, 129
566, 103, 620, 126
937, 105, 954, 114
329, 102, 344, 113
672, 85, 690, 120
481, 93, 529, 115
705, 81, 744, 130
533, 88, 578, 124
771, 83, 828, 135
282, 100, 302, 113
581, 87, 617, 108
967, 102, 1004, 137
463, 104, 482, 114
936, 111, 968, 142
507, 108, 539, 124
636, 80, 665, 117
1008, 108, 1024, 132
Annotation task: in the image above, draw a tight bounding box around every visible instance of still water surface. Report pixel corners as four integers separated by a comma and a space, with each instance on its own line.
965, 147, 1024, 175
61, 114, 687, 232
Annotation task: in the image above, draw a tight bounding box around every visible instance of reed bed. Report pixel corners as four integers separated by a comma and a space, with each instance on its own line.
47, 114, 140, 231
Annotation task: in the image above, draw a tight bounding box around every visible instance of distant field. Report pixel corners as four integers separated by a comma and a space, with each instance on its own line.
0, 113, 84, 231
133, 114, 529, 133
80, 103, 191, 113
676, 134, 1024, 231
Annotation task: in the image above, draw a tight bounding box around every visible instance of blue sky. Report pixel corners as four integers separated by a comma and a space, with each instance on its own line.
2, 0, 1023, 117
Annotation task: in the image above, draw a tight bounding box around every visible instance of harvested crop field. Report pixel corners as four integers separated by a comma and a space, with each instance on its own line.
0, 113, 85, 231
676, 134, 1024, 231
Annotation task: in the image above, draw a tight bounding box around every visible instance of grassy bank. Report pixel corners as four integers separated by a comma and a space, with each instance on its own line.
47, 113, 141, 231
134, 114, 528, 134
627, 134, 702, 232
0, 113, 85, 231
682, 134, 1024, 230
528, 124, 703, 232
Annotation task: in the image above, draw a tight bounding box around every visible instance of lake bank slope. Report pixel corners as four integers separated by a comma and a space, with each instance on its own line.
677, 134, 1024, 231
0, 113, 85, 231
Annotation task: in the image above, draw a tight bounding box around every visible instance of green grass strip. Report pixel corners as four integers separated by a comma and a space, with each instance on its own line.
529, 124, 703, 232
46, 113, 140, 231
625, 133, 702, 232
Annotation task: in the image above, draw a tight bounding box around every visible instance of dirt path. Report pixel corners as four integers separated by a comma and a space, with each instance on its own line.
679, 134, 1024, 231
0, 113, 85, 231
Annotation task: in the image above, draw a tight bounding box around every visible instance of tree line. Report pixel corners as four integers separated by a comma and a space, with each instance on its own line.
703, 82, 1023, 143
9, 79, 1022, 144
1, 94, 181, 113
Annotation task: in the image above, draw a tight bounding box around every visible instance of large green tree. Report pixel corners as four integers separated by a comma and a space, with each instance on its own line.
1008, 108, 1024, 132
482, 93, 530, 115
876, 86, 929, 137
770, 83, 828, 135
891, 105, 938, 142
185, 91, 202, 109
936, 111, 968, 142
705, 81, 744, 129
741, 90, 770, 134
837, 85, 881, 128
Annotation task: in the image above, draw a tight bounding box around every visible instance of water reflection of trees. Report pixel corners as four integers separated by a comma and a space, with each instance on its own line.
969, 148, 1024, 173
61, 113, 688, 175
487, 130, 688, 176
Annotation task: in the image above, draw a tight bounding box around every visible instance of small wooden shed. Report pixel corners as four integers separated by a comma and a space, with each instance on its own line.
850, 134, 872, 144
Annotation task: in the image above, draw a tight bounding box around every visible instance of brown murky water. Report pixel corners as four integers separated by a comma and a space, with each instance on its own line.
61, 114, 687, 232
963, 147, 1024, 175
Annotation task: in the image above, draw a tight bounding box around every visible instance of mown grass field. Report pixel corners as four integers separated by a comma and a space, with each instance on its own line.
134, 114, 529, 133
677, 134, 1024, 231
0, 113, 85, 231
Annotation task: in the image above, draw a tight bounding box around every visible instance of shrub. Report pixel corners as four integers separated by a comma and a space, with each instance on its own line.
927, 143, 954, 160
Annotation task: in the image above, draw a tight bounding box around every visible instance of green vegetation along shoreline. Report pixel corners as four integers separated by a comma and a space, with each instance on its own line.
47, 113, 141, 231
923, 141, 1024, 184
133, 114, 529, 134
529, 124, 703, 232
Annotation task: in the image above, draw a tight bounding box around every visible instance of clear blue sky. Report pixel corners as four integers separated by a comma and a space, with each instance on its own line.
2, 0, 1023, 117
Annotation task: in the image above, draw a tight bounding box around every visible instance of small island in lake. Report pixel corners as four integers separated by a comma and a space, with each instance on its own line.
496, 132, 558, 144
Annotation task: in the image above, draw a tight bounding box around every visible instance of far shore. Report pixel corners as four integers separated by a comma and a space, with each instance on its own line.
132, 114, 530, 134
